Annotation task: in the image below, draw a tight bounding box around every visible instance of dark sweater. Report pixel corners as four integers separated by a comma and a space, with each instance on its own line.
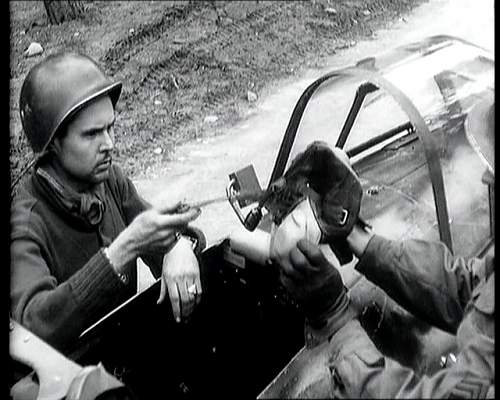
10, 164, 163, 351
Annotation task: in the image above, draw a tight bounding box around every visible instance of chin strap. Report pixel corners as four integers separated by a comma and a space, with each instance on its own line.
10, 157, 37, 194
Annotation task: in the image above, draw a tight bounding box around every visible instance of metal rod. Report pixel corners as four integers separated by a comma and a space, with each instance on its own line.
346, 121, 414, 157
183, 189, 265, 210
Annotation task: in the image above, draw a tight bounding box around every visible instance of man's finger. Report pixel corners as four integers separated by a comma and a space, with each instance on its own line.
178, 281, 194, 319
156, 207, 201, 226
160, 232, 179, 251
167, 281, 181, 322
157, 276, 167, 305
279, 257, 304, 281
279, 270, 298, 293
156, 199, 183, 214
194, 274, 202, 305
297, 239, 326, 266
289, 246, 317, 276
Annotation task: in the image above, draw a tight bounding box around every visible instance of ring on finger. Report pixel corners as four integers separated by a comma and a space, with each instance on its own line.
187, 283, 197, 295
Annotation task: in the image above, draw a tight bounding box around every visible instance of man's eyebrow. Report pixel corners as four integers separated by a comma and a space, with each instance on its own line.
82, 116, 116, 134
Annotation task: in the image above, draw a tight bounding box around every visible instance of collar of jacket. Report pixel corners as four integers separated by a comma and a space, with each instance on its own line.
33, 165, 107, 230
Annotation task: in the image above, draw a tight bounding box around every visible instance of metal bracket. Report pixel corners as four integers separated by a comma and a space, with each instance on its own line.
339, 209, 349, 226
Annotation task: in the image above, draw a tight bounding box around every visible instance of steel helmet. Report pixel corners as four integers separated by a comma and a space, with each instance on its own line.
465, 90, 495, 175
19, 52, 122, 155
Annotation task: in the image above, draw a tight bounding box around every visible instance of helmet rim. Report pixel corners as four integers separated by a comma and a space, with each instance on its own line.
41, 81, 122, 154
19, 52, 122, 155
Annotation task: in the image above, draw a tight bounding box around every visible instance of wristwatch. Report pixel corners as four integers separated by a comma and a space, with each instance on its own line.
179, 234, 198, 251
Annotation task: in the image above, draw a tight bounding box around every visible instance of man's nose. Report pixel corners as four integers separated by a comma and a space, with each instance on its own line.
100, 129, 114, 152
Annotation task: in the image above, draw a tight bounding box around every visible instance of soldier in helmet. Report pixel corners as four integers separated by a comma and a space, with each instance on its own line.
270, 91, 494, 397
11, 52, 203, 352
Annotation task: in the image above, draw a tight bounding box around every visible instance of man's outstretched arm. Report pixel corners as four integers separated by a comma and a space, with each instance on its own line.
347, 226, 492, 334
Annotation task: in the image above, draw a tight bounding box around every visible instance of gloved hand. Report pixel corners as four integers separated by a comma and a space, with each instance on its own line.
266, 141, 363, 264
277, 238, 350, 329
269, 196, 322, 270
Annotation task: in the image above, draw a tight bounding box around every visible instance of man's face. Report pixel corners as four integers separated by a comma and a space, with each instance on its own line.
53, 95, 115, 190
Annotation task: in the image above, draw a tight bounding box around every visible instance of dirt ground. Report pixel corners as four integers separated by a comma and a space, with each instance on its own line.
9, 0, 425, 186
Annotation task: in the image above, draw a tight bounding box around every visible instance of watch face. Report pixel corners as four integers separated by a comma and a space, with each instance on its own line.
180, 234, 198, 250
187, 236, 198, 250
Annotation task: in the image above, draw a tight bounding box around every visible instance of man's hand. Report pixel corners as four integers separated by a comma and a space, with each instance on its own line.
266, 142, 363, 264
269, 197, 322, 271
276, 239, 349, 328
157, 237, 202, 323
106, 200, 201, 274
